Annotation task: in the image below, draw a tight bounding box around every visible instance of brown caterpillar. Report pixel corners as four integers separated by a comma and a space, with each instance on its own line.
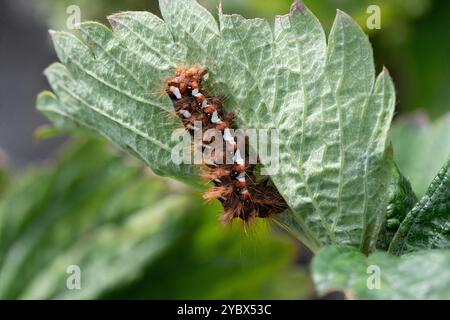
166, 67, 287, 223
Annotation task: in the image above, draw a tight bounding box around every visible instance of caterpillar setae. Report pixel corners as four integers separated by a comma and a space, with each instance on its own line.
166, 67, 287, 223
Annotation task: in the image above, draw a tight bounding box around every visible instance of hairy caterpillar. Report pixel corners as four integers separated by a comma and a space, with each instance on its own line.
166, 67, 287, 223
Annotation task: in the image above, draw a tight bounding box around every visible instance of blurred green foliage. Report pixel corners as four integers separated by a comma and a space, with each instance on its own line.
313, 245, 450, 299
41, 0, 450, 119
0, 153, 8, 198
0, 148, 8, 194
0, 170, 8, 199
390, 112, 450, 197
0, 138, 310, 299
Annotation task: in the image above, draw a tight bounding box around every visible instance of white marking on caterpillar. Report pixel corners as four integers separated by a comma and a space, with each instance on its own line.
223, 128, 236, 145
233, 149, 245, 165
211, 111, 222, 124
237, 172, 246, 182
241, 189, 249, 195
179, 110, 192, 118
202, 99, 208, 108
169, 86, 182, 99
187, 124, 200, 132
191, 89, 202, 98
214, 179, 221, 184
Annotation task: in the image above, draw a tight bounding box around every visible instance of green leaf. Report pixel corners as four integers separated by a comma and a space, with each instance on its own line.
312, 245, 450, 299
389, 157, 450, 255
37, 21, 197, 183
376, 160, 417, 250
269, 6, 395, 252
390, 113, 450, 197
0, 138, 187, 299
38, 1, 395, 253
0, 138, 309, 299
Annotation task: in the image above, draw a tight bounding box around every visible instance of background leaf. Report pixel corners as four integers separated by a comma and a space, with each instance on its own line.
0, 138, 310, 299
390, 112, 450, 197
389, 157, 450, 255
103, 203, 311, 300
312, 245, 450, 299
376, 160, 417, 250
